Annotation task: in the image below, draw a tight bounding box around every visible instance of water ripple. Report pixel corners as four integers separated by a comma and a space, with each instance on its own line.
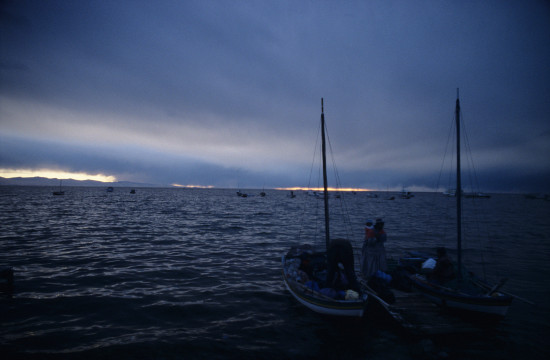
1, 187, 549, 359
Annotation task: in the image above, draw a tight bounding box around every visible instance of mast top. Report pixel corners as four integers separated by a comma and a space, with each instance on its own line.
321, 98, 324, 113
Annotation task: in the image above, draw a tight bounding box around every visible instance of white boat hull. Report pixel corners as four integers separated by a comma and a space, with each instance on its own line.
410, 274, 512, 317
283, 277, 367, 317
282, 255, 368, 317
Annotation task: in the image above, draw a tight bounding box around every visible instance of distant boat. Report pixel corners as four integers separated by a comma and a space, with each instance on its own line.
384, 187, 394, 200
464, 192, 490, 199
287, 191, 296, 198
443, 188, 456, 197
444, 189, 489, 198
306, 190, 320, 197
524, 193, 549, 200
106, 187, 114, 192
400, 188, 413, 199
52, 180, 65, 196
366, 192, 378, 198
306, 190, 340, 199
236, 190, 248, 197
282, 99, 368, 317
406, 90, 512, 318
130, 189, 136, 194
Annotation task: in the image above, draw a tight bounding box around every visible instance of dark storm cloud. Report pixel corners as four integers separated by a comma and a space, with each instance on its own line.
0, 133, 293, 188
1, 0, 549, 192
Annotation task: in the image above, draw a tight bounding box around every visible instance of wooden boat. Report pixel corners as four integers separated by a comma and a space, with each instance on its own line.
524, 193, 549, 200
236, 190, 248, 197
52, 180, 65, 195
407, 90, 512, 318
443, 188, 456, 197
282, 99, 368, 317
464, 192, 491, 199
400, 188, 413, 199
407, 273, 511, 317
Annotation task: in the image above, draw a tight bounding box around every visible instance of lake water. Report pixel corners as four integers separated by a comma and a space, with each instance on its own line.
1, 186, 549, 359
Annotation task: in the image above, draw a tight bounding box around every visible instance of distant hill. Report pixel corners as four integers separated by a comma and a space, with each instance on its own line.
0, 177, 164, 188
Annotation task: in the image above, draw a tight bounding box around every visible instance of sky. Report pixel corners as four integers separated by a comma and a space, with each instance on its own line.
1, 0, 549, 193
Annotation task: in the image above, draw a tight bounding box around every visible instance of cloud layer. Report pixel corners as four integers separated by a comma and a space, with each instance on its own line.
1, 0, 549, 192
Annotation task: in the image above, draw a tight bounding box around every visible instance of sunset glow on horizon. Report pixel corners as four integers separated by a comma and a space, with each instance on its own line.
172, 184, 215, 189
275, 187, 373, 192
0, 168, 117, 183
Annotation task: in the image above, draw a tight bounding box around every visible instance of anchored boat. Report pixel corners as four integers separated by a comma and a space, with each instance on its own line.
282, 99, 368, 317
407, 90, 512, 318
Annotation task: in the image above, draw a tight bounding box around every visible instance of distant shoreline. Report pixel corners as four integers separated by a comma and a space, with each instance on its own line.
0, 176, 162, 188
0, 180, 538, 196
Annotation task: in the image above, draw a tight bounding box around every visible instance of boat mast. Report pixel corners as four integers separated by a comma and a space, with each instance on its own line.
455, 88, 462, 280
321, 98, 330, 251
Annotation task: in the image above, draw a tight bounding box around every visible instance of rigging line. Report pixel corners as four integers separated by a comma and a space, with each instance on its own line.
324, 122, 354, 240
436, 112, 457, 243
298, 117, 322, 243
446, 119, 456, 244
460, 109, 489, 280
435, 112, 457, 193
448, 124, 457, 193
306, 119, 322, 191
312, 124, 324, 246
462, 112, 484, 195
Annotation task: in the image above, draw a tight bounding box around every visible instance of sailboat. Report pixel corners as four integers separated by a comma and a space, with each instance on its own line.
442, 188, 456, 197
52, 180, 65, 196
281, 99, 368, 317
407, 90, 513, 317
400, 187, 413, 199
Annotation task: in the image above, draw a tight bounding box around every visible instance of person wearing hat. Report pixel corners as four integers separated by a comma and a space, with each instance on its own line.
429, 247, 455, 284
360, 218, 388, 278
364, 219, 375, 236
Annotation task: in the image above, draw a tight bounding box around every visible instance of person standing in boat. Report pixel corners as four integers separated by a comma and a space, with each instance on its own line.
429, 247, 455, 284
325, 238, 360, 292
361, 218, 388, 278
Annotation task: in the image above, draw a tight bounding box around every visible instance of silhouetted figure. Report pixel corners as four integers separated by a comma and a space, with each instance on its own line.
325, 239, 360, 292
430, 247, 456, 284
361, 218, 388, 278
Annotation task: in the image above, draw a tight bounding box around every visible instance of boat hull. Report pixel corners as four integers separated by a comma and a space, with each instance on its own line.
282, 255, 368, 317
409, 274, 512, 317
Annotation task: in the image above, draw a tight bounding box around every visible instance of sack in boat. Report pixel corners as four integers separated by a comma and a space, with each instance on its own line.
345, 289, 359, 300
421, 258, 436, 273
320, 288, 346, 300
